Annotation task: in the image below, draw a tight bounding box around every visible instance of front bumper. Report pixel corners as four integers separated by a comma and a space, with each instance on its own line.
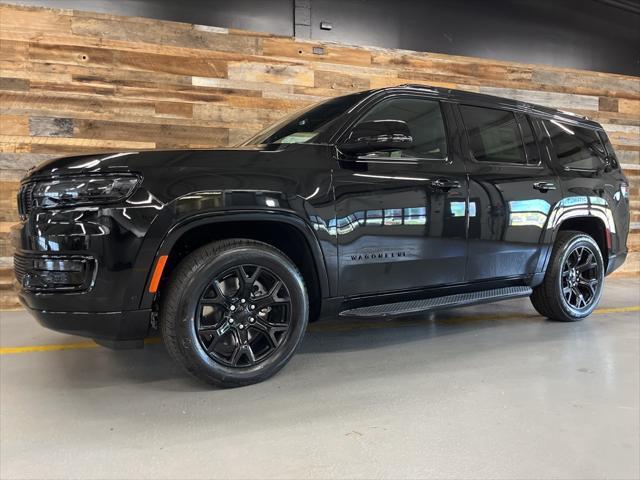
12, 188, 164, 342
21, 302, 151, 345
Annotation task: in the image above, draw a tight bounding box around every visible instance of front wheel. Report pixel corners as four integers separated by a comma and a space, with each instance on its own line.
531, 231, 604, 322
161, 239, 308, 388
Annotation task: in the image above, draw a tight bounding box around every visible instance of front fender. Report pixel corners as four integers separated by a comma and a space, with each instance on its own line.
130, 190, 335, 310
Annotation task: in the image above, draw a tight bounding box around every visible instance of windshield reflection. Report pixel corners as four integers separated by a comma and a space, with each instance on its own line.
244, 91, 370, 146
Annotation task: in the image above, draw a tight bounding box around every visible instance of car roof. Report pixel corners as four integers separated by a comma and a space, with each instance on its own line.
370, 84, 602, 129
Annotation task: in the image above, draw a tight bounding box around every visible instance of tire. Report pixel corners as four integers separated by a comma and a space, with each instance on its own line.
161, 239, 308, 388
531, 231, 604, 322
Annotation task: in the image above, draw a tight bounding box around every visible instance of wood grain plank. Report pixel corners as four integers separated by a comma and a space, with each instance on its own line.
314, 70, 370, 91
532, 70, 640, 100
0, 39, 28, 63
73, 119, 228, 145
599, 97, 618, 112
227, 61, 314, 86
0, 77, 29, 92
0, 91, 157, 117
155, 102, 193, 118
478, 86, 600, 111
29, 43, 229, 79
0, 4, 72, 37
71, 15, 261, 55
0, 153, 56, 173
0, 115, 29, 136
619, 99, 640, 116
263, 38, 372, 67
0, 135, 156, 151
193, 104, 286, 124
29, 117, 74, 137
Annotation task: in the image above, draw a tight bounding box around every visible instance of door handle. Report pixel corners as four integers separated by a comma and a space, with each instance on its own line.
430, 179, 461, 191
533, 181, 557, 192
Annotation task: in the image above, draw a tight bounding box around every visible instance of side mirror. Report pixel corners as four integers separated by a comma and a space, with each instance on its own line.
340, 120, 413, 155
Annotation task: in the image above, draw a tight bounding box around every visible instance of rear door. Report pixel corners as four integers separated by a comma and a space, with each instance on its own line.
333, 94, 468, 296
457, 104, 561, 281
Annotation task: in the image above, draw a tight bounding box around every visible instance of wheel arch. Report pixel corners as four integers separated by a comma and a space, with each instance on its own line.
556, 216, 609, 265
543, 215, 611, 273
140, 211, 330, 320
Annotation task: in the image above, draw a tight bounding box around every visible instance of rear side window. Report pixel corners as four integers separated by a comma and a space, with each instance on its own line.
543, 120, 607, 171
460, 105, 527, 165
355, 96, 448, 160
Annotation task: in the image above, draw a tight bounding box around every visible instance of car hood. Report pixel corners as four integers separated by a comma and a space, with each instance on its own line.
22, 145, 282, 180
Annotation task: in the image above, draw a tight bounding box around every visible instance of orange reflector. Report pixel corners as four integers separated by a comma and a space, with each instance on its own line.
148, 255, 168, 293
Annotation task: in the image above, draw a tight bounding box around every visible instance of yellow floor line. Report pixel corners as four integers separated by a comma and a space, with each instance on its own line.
0, 337, 161, 355
1, 340, 99, 355
1, 306, 638, 356
591, 306, 640, 314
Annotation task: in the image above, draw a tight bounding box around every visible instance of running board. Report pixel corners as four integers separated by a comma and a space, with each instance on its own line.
339, 286, 533, 318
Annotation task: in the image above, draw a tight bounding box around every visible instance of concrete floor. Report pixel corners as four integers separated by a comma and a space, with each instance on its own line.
1, 278, 639, 480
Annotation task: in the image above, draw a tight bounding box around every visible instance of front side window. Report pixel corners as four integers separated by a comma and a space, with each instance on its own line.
543, 120, 606, 171
460, 105, 527, 165
354, 97, 448, 160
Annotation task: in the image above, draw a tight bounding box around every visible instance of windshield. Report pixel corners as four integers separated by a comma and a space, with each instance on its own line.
244, 91, 370, 145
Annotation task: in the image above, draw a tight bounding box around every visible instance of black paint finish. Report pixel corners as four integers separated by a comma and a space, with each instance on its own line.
13, 85, 630, 343
9, 0, 640, 75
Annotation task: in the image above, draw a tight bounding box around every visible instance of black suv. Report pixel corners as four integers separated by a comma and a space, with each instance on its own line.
13, 85, 630, 387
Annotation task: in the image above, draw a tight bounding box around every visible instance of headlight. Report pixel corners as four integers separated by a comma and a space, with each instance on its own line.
30, 175, 140, 209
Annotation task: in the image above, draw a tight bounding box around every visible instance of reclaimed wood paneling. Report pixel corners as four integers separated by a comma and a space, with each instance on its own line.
0, 2, 638, 307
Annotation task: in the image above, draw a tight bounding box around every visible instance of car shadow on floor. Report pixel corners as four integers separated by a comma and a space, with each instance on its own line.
47, 305, 556, 392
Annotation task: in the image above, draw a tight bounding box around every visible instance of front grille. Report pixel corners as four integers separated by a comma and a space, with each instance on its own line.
13, 254, 30, 285
17, 182, 36, 217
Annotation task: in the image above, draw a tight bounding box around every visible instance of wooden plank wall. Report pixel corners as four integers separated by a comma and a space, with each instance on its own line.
0, 2, 638, 308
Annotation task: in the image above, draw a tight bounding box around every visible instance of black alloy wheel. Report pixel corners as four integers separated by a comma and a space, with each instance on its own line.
531, 231, 604, 322
161, 239, 308, 388
196, 264, 292, 368
560, 245, 600, 311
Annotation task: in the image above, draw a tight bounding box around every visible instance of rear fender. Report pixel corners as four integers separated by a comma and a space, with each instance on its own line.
537, 195, 615, 273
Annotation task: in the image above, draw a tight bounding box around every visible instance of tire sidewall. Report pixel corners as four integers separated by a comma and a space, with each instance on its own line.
554, 235, 604, 319
172, 246, 308, 385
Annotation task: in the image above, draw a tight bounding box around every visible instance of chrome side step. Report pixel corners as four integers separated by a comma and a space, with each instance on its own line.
339, 286, 533, 318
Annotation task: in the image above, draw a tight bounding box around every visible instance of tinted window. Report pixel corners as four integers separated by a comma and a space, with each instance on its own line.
355, 97, 448, 160
543, 120, 606, 170
460, 105, 526, 164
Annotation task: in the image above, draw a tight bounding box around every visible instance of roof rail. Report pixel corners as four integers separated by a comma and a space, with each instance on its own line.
388, 84, 593, 124
397, 84, 440, 90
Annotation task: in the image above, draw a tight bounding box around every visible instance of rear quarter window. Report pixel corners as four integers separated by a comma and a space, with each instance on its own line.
542, 120, 607, 171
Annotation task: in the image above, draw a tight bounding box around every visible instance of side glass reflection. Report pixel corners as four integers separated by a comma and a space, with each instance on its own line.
317, 206, 429, 236
508, 199, 551, 227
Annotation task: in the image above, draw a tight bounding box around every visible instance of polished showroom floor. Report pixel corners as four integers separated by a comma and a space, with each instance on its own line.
1, 278, 639, 480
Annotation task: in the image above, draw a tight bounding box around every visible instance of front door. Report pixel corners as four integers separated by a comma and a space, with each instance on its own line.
457, 104, 562, 281
333, 95, 468, 297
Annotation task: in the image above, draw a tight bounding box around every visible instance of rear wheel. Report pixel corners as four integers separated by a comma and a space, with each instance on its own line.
531, 231, 604, 322
161, 239, 308, 387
